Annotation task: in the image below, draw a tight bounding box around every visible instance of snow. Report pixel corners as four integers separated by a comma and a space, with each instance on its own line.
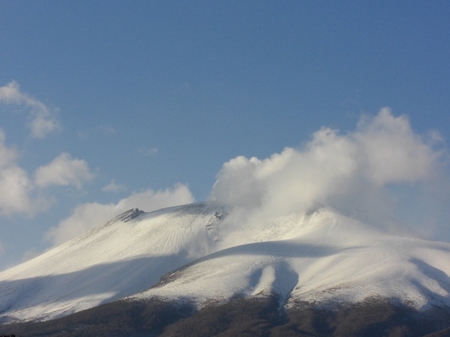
1, 202, 450, 324
0, 203, 223, 323
133, 206, 450, 310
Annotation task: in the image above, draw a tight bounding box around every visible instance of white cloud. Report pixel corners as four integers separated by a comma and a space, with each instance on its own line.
29, 109, 60, 139
45, 202, 116, 247
0, 81, 60, 138
35, 153, 95, 189
0, 130, 19, 168
211, 129, 360, 219
0, 131, 95, 216
210, 108, 446, 234
356, 108, 438, 185
102, 180, 126, 192
0, 130, 35, 216
45, 183, 195, 246
0, 165, 34, 216
0, 81, 27, 104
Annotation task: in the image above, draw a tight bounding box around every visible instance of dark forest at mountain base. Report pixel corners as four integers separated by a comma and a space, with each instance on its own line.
2, 296, 450, 337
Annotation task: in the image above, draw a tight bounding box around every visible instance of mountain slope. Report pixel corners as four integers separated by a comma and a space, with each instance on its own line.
0, 203, 225, 323
3, 293, 450, 337
1, 202, 450, 326
135, 206, 450, 311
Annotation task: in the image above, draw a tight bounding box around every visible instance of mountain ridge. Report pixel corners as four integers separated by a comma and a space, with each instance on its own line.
1, 201, 450, 329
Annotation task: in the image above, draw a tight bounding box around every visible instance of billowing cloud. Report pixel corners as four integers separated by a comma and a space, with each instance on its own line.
35, 153, 95, 189
356, 109, 438, 185
210, 108, 446, 235
45, 183, 195, 246
0, 81, 60, 138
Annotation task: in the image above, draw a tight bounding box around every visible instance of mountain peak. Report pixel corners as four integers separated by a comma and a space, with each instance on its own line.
114, 208, 144, 223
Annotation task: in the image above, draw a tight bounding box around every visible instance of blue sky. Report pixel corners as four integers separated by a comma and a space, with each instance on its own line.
1, 1, 450, 270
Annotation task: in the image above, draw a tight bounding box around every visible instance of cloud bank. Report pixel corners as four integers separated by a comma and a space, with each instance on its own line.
0, 81, 60, 138
210, 108, 447, 237
45, 184, 195, 246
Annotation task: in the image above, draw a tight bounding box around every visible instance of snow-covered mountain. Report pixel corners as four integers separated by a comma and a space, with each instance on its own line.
1, 202, 450, 325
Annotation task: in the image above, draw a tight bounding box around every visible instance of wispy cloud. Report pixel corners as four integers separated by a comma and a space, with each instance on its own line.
138, 147, 159, 157
102, 179, 126, 192
35, 153, 95, 190
100, 125, 117, 135
21, 249, 40, 263
0, 81, 61, 138
45, 184, 195, 246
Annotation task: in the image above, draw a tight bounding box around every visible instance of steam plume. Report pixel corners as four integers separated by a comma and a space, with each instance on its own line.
210, 108, 448, 239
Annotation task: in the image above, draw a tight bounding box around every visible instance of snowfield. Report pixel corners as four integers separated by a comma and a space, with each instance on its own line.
1, 202, 450, 323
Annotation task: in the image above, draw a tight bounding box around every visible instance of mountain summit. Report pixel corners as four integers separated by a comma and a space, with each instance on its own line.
1, 202, 450, 335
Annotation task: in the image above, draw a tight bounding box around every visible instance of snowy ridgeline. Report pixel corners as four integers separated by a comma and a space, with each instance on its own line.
1, 202, 450, 323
